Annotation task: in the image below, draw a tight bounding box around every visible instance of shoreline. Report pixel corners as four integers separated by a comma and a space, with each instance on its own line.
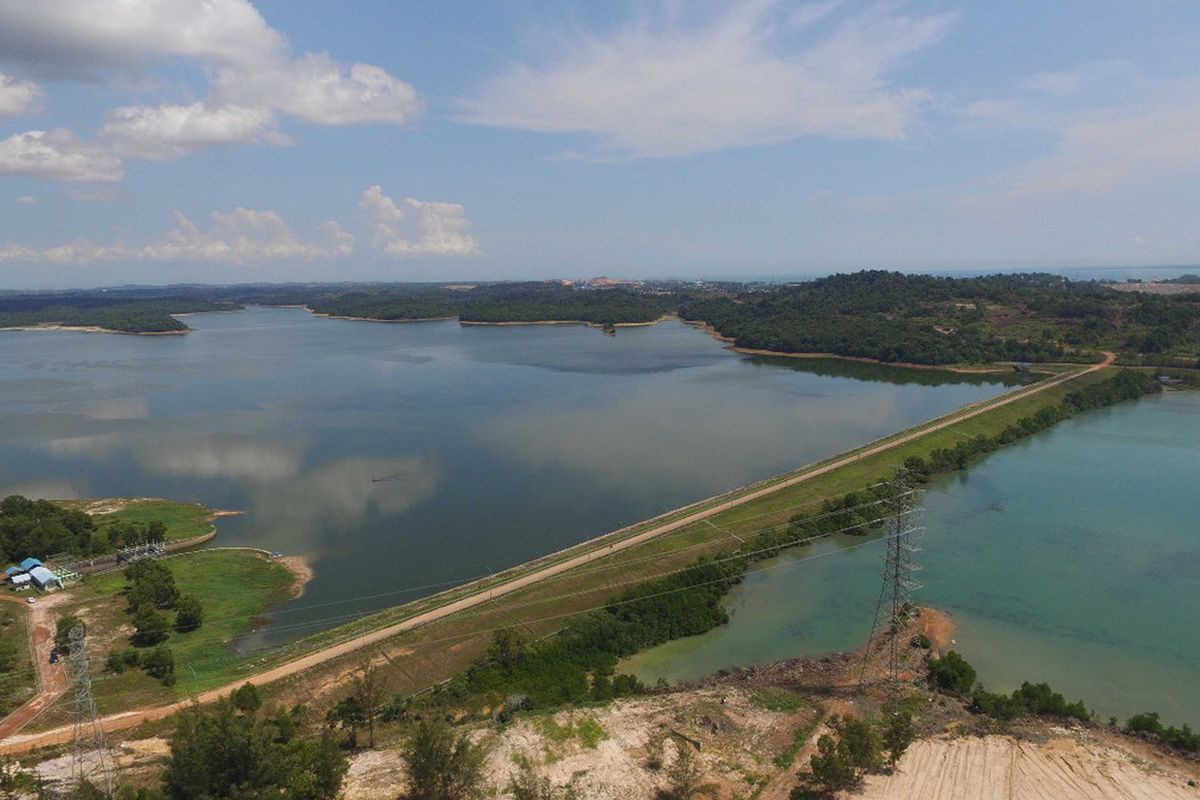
277, 555, 314, 599
0, 324, 186, 336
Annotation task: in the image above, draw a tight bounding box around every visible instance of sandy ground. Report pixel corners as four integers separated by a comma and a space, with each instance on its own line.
0, 324, 183, 336
855, 733, 1200, 800
277, 555, 314, 599
340, 687, 812, 800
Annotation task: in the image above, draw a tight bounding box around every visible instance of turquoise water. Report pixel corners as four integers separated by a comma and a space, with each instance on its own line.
624, 391, 1200, 724
0, 307, 1018, 648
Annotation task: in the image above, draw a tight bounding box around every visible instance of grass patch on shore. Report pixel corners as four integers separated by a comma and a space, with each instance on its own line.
30, 550, 291, 726
94, 500, 217, 542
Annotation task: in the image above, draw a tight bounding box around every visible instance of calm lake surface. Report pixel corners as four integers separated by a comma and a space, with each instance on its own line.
624, 390, 1200, 724
0, 307, 1019, 648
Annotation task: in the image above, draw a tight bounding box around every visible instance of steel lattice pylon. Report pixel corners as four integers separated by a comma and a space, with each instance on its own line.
67, 624, 115, 797
859, 474, 923, 691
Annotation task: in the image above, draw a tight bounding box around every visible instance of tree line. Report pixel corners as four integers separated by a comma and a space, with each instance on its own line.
0, 495, 170, 562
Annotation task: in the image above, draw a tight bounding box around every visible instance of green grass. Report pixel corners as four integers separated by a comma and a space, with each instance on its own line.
94, 499, 217, 542
749, 686, 809, 713
0, 602, 35, 716
35, 549, 292, 723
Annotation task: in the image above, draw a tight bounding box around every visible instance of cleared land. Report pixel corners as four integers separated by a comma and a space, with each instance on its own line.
856, 735, 1199, 800
1, 549, 293, 743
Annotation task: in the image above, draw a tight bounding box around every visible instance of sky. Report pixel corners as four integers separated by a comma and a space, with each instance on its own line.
0, 0, 1198, 289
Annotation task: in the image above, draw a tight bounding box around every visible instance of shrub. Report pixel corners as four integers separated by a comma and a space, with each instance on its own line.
928, 651, 976, 695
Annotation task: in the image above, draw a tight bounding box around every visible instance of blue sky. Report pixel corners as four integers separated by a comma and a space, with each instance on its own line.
0, 0, 1198, 288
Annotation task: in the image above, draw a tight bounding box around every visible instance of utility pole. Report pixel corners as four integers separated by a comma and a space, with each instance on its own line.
67, 624, 115, 797
860, 474, 922, 693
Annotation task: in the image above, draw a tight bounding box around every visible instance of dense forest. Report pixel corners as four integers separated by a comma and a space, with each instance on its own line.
3, 271, 1198, 366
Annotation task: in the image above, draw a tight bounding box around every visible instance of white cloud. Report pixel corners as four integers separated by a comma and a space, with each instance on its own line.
143, 208, 355, 264
458, 3, 953, 157
215, 53, 422, 127
0, 0, 288, 76
100, 102, 285, 159
0, 129, 122, 182
0, 0, 421, 177
14, 195, 38, 205
0, 71, 42, 116
0, 205, 354, 265
958, 78, 1200, 204
359, 185, 481, 256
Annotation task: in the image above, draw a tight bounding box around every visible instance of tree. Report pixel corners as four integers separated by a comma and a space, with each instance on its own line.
174, 596, 203, 633
807, 715, 881, 793
353, 662, 384, 748
487, 627, 529, 668
881, 707, 914, 767
146, 520, 167, 543
928, 651, 976, 695
164, 688, 346, 800
125, 561, 179, 610
142, 646, 175, 686
232, 682, 261, 714
326, 696, 365, 749
55, 615, 84, 650
132, 606, 170, 647
401, 719, 485, 800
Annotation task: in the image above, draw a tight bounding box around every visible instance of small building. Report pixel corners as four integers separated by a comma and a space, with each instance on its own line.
4, 565, 23, 578
28, 565, 61, 590
10, 573, 31, 589
19, 557, 43, 571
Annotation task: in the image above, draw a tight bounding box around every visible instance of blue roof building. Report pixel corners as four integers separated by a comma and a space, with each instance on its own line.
19, 557, 43, 571
29, 565, 60, 590
4, 565, 22, 576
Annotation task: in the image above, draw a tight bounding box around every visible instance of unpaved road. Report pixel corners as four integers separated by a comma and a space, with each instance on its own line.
0, 593, 69, 741
0, 355, 1114, 753
855, 734, 1198, 799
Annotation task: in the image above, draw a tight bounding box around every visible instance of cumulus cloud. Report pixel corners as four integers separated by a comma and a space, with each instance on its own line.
0, 129, 123, 182
0, 71, 42, 116
0, 205, 354, 265
215, 53, 422, 127
0, 0, 287, 76
359, 185, 481, 256
458, 2, 953, 157
100, 102, 286, 159
0, 0, 421, 177
144, 208, 355, 263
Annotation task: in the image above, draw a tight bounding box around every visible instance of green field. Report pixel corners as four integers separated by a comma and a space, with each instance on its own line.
0, 602, 34, 716
57, 498, 220, 544
36, 550, 293, 723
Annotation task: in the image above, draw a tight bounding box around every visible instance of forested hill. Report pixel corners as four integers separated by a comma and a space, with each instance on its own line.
679, 272, 1106, 365
2, 272, 1198, 367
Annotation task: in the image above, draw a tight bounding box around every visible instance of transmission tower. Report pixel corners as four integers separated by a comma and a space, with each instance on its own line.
67, 624, 115, 797
859, 474, 922, 691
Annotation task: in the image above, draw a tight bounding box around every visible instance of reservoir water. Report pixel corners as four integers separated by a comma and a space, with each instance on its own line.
0, 307, 1018, 648
623, 390, 1200, 725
